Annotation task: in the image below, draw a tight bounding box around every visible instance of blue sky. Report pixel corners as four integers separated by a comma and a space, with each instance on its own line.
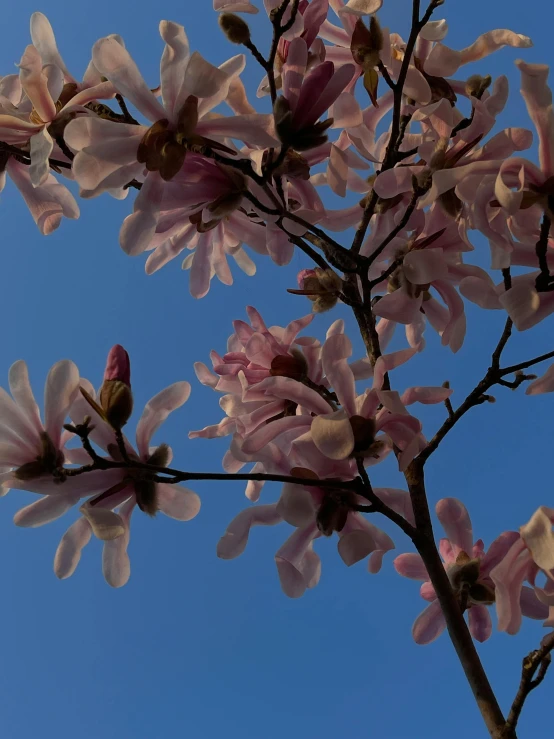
1, 1, 552, 737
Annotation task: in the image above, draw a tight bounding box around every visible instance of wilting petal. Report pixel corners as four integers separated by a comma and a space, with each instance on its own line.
461, 30, 532, 67
338, 528, 376, 567
80, 503, 125, 541
14, 493, 80, 527
412, 600, 447, 644
394, 552, 428, 580
435, 498, 473, 556
468, 605, 492, 642
515, 60, 554, 176
521, 507, 554, 571
135, 381, 191, 458
424, 43, 462, 77
157, 483, 201, 521
341, 0, 383, 15
54, 517, 92, 579
311, 409, 354, 460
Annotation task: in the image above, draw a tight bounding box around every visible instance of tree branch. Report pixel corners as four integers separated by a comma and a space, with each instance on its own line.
501, 631, 554, 738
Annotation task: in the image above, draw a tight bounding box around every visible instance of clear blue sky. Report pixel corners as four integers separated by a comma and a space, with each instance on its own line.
1, 1, 552, 737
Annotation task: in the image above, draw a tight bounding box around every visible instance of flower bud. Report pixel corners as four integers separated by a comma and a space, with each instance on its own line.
99, 345, 133, 430
350, 17, 383, 71
288, 268, 342, 313
316, 490, 358, 536
219, 13, 251, 44
465, 74, 492, 100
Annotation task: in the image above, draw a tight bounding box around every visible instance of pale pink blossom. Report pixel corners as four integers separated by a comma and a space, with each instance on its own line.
395, 498, 547, 644
8, 347, 200, 587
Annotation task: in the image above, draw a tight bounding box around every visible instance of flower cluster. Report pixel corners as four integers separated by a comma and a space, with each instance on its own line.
1, 0, 554, 675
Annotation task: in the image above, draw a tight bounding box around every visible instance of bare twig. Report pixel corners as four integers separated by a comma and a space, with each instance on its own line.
501, 631, 554, 738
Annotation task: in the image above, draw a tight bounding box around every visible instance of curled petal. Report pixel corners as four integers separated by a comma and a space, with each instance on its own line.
275, 523, 321, 598
217, 504, 282, 559
136, 381, 191, 458
521, 507, 554, 571
80, 503, 125, 541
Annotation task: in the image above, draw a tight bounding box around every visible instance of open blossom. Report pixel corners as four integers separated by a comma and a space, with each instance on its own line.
7, 346, 200, 588
0, 358, 81, 491
65, 22, 276, 244
217, 459, 414, 597
394, 499, 547, 644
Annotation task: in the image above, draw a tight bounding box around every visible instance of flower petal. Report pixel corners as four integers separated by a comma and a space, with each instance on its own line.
412, 600, 446, 644
157, 483, 201, 521
54, 517, 92, 579
217, 504, 282, 559
135, 381, 191, 458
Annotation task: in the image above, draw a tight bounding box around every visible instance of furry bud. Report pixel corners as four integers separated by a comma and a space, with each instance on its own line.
219, 13, 251, 44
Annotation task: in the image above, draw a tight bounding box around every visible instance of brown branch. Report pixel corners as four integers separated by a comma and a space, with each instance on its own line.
501, 631, 554, 738
535, 212, 552, 292
405, 459, 507, 736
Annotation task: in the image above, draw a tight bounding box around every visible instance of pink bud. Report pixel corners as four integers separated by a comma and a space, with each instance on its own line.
103, 345, 131, 387
297, 269, 316, 288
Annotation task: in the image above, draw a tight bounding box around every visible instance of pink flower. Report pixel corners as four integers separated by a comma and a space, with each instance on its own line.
7, 348, 200, 588
394, 498, 547, 644
0, 358, 81, 491
274, 37, 355, 151
64, 21, 276, 235
217, 465, 414, 597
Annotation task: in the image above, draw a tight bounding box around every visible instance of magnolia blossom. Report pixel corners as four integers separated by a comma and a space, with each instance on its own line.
65, 22, 276, 245
218, 468, 414, 597
8, 346, 200, 588
394, 498, 547, 644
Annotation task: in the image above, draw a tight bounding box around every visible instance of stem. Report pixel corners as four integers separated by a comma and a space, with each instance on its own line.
535, 213, 552, 292
502, 631, 554, 738
405, 460, 507, 736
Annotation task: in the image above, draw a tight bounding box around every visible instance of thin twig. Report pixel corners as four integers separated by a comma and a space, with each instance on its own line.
501, 631, 554, 738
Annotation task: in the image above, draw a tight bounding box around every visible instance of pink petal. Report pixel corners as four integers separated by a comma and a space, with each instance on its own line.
159, 21, 190, 121
119, 172, 165, 257
135, 381, 191, 458
515, 60, 554, 176
14, 493, 80, 527
276, 483, 316, 527
7, 160, 79, 234
373, 290, 422, 324
157, 483, 201, 521
275, 522, 321, 598
403, 249, 448, 285
461, 29, 533, 66
9, 360, 41, 430
394, 552, 428, 579
520, 586, 550, 620
468, 605, 492, 642
490, 538, 531, 634
92, 37, 166, 123
435, 498, 473, 556
18, 44, 56, 122
30, 12, 76, 84
29, 128, 54, 187
412, 600, 447, 644
102, 498, 135, 588
481, 531, 520, 574
526, 364, 554, 395
241, 416, 311, 454
217, 504, 282, 559
54, 517, 92, 579
44, 360, 80, 448
338, 529, 376, 566
322, 333, 356, 415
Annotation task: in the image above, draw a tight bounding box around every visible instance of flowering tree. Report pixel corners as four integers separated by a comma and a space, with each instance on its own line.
1, 1, 554, 735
